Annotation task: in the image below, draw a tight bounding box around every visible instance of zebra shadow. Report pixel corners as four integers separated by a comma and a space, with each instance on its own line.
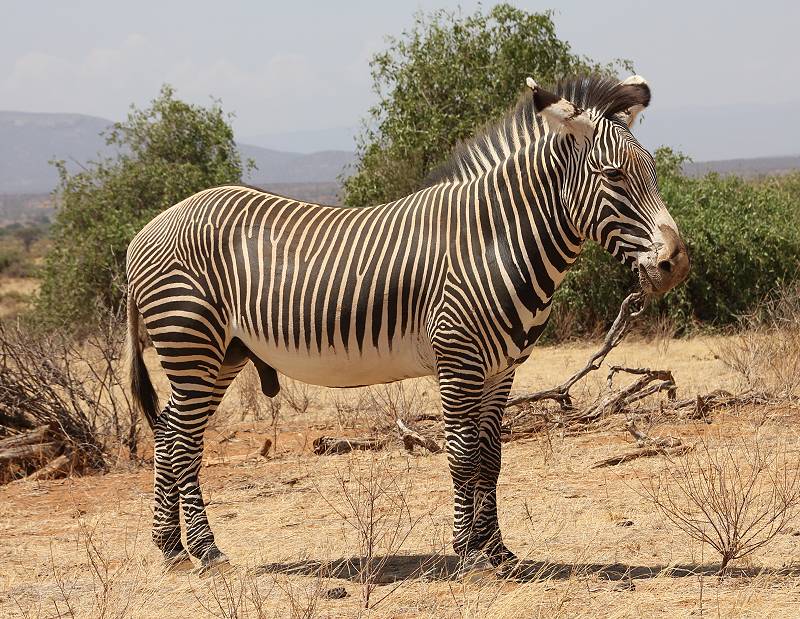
253, 554, 800, 584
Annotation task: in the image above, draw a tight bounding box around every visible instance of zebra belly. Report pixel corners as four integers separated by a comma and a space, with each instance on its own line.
236, 330, 436, 388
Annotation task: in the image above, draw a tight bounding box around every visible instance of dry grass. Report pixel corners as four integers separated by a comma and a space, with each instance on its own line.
715, 283, 800, 399
2, 335, 800, 618
0, 276, 38, 319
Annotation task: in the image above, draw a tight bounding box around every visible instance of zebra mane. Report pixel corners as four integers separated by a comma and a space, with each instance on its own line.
423, 75, 641, 188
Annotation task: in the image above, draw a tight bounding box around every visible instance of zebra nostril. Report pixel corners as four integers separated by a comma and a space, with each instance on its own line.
658, 259, 673, 273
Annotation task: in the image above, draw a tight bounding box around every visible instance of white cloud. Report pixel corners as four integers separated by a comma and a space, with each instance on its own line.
0, 33, 372, 137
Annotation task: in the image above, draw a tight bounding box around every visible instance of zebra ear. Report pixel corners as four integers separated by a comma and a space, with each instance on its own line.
615, 75, 651, 128
525, 77, 595, 138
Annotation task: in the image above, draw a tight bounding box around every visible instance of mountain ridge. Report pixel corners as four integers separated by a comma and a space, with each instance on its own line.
1, 110, 799, 199
0, 110, 354, 194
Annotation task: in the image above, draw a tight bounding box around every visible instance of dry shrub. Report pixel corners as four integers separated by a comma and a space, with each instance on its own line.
194, 565, 276, 619
281, 378, 315, 418
331, 389, 372, 431
648, 313, 677, 357
37, 514, 151, 619
237, 364, 265, 422
364, 381, 428, 430
716, 283, 800, 397
271, 574, 328, 619
0, 309, 138, 480
317, 453, 419, 609
642, 429, 800, 572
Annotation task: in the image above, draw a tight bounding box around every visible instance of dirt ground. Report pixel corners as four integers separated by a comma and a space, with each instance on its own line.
2, 336, 800, 618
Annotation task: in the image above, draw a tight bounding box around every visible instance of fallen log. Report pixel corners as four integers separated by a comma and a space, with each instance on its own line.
312, 436, 389, 455
14, 452, 74, 482
0, 425, 51, 450
396, 418, 442, 454
0, 441, 61, 465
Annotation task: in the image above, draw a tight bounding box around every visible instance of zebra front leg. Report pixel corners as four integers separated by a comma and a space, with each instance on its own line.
152, 411, 191, 570
438, 364, 488, 573
474, 370, 517, 568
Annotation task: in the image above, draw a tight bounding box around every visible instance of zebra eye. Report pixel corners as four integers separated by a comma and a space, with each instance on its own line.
604, 168, 625, 182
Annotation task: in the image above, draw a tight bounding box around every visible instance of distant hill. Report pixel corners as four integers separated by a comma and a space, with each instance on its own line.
0, 111, 113, 194
683, 155, 800, 178
0, 111, 354, 194
0, 193, 54, 226
2, 109, 799, 226
240, 144, 353, 185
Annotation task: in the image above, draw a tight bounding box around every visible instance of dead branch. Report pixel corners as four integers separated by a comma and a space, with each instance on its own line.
0, 424, 72, 483
501, 292, 754, 439
395, 418, 442, 454
624, 418, 681, 449
591, 444, 693, 468
313, 436, 389, 456
577, 366, 677, 422
0, 441, 62, 465
13, 452, 75, 483
506, 292, 646, 415
634, 390, 772, 420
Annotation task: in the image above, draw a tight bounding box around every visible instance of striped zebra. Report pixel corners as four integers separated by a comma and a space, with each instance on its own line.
126, 74, 689, 574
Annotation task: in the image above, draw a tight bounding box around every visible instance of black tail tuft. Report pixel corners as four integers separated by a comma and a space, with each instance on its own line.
127, 293, 159, 430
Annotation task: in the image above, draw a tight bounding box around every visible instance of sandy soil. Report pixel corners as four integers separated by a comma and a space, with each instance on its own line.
2, 336, 800, 618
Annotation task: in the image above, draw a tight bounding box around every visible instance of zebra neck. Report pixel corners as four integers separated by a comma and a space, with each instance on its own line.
465, 140, 584, 305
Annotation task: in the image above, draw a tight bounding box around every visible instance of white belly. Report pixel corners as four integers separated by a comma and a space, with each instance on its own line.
236, 330, 436, 387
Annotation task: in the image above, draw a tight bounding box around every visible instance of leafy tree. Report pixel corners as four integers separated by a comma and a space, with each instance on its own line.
343, 4, 629, 206
35, 85, 250, 328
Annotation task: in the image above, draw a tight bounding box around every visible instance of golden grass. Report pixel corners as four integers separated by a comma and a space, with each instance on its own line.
0, 276, 38, 319
2, 336, 799, 618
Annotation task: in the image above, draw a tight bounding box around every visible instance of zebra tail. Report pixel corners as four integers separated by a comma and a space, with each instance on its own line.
126, 292, 159, 430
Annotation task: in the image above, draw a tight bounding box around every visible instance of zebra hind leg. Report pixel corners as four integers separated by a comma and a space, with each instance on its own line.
163, 346, 249, 574
152, 411, 192, 571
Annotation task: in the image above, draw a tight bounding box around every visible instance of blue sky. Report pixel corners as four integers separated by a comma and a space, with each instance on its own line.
1, 1, 797, 159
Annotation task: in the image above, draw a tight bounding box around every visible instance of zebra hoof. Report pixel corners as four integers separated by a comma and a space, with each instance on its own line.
488, 545, 520, 576
494, 556, 524, 580
197, 546, 231, 577
454, 551, 494, 582
163, 548, 193, 572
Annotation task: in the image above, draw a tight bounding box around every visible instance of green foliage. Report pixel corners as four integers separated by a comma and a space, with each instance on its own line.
546, 148, 800, 339
0, 248, 21, 275
343, 4, 629, 207
0, 223, 43, 278
34, 85, 249, 329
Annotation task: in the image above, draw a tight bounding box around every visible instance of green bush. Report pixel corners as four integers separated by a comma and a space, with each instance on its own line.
33, 85, 249, 330
546, 148, 800, 340
343, 4, 628, 207
0, 248, 21, 275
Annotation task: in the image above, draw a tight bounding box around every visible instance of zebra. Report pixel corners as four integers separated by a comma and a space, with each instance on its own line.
126, 74, 689, 574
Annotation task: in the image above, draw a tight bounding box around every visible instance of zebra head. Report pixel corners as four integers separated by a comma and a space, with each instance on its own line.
526, 75, 690, 295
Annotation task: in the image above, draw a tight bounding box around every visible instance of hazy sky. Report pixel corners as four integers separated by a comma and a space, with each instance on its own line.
2, 1, 797, 159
